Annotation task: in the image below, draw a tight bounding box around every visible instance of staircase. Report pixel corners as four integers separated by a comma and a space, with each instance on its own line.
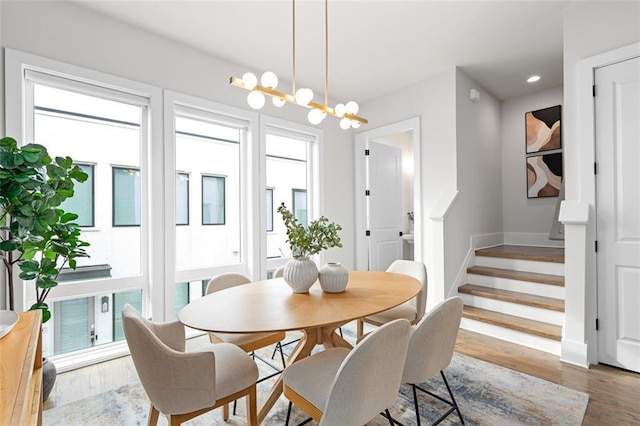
458, 245, 565, 355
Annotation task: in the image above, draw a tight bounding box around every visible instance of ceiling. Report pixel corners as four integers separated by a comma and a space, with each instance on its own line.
72, 1, 575, 103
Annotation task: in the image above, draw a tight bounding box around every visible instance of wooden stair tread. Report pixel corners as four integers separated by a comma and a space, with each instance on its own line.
467, 265, 564, 286
462, 306, 562, 341
458, 284, 565, 312
476, 245, 564, 263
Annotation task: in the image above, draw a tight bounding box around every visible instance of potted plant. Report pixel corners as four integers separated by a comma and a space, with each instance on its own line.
0, 136, 90, 400
277, 202, 343, 293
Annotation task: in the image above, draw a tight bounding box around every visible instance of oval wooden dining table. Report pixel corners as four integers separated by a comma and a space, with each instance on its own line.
178, 270, 421, 424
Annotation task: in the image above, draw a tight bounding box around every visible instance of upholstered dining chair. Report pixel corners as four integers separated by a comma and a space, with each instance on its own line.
283, 318, 412, 426
357, 259, 428, 338
121, 304, 258, 426
206, 272, 286, 375
402, 296, 465, 425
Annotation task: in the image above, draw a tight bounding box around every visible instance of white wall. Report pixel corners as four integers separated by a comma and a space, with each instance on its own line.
444, 69, 502, 295
563, 1, 640, 365
0, 1, 354, 268
0, 0, 5, 309
501, 87, 563, 235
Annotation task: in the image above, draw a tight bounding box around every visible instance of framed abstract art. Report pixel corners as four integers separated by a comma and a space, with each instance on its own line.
526, 105, 561, 153
527, 152, 563, 198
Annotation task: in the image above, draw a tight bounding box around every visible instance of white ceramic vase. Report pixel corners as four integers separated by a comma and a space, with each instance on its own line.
318, 262, 349, 293
283, 257, 318, 293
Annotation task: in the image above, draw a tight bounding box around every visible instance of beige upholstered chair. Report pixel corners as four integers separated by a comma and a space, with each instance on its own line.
402, 296, 465, 425
357, 259, 428, 338
206, 272, 286, 370
283, 318, 412, 425
121, 304, 258, 426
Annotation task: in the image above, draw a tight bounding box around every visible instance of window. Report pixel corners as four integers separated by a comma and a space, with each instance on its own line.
112, 167, 141, 226
176, 173, 189, 225
60, 163, 95, 227
202, 175, 225, 225
292, 189, 308, 227
266, 188, 274, 232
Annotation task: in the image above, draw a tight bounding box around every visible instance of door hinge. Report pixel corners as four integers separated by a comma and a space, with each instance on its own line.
596, 318, 599, 331
592, 85, 596, 97
595, 240, 598, 252
365, 189, 370, 196
399, 231, 403, 237
365, 149, 370, 156
365, 230, 370, 236
594, 162, 598, 175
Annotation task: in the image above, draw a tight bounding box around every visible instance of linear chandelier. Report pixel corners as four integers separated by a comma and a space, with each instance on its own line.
229, 0, 367, 129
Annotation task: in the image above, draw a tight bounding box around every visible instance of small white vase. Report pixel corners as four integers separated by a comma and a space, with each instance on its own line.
283, 257, 318, 293
318, 262, 349, 293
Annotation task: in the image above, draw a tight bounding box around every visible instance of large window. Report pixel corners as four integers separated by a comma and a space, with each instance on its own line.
113, 167, 141, 226
60, 163, 95, 227
202, 175, 225, 225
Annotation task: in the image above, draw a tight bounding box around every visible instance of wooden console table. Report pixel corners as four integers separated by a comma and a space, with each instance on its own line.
0, 310, 43, 425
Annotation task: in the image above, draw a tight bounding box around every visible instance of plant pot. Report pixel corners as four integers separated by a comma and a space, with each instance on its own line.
283, 257, 318, 293
319, 262, 349, 293
43, 357, 57, 401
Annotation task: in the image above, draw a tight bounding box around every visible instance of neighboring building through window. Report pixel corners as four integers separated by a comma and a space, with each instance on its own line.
292, 188, 308, 227
60, 163, 95, 227
202, 175, 225, 225
112, 166, 141, 226
266, 188, 274, 232
176, 172, 189, 225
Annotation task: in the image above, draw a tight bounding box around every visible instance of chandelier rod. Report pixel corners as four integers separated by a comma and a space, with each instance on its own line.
292, 0, 296, 95
324, 0, 329, 108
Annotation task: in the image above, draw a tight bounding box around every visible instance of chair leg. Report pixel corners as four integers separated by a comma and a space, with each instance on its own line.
222, 402, 229, 420
285, 401, 293, 426
385, 409, 394, 426
441, 371, 464, 424
279, 341, 287, 368
246, 384, 257, 426
412, 384, 422, 426
147, 405, 160, 426
356, 319, 364, 338
271, 341, 281, 360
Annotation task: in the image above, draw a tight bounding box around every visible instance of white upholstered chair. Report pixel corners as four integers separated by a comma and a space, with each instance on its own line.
283, 318, 412, 426
121, 304, 258, 426
206, 272, 286, 370
402, 296, 465, 425
357, 259, 428, 338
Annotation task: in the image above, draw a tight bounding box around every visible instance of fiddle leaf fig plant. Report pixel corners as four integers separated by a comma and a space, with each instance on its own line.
0, 136, 90, 322
277, 202, 342, 258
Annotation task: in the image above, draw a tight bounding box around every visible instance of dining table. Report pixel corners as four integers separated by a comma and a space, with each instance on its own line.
178, 270, 421, 424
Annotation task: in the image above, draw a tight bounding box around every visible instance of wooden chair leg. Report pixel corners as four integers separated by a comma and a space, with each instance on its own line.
169, 415, 181, 426
357, 319, 364, 338
246, 384, 257, 426
223, 403, 229, 420
147, 405, 160, 426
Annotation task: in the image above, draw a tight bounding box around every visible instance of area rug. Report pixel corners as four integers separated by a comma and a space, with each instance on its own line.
43, 351, 588, 425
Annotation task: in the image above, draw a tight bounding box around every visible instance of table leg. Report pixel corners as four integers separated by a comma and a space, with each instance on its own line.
319, 323, 353, 349
257, 329, 316, 424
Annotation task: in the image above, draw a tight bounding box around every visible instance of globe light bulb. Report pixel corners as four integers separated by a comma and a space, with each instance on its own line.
261, 71, 278, 89
242, 72, 258, 90
345, 101, 359, 115
272, 97, 286, 107
308, 108, 324, 125
247, 91, 265, 109
295, 88, 314, 106
351, 120, 361, 129
340, 117, 351, 130
334, 103, 346, 117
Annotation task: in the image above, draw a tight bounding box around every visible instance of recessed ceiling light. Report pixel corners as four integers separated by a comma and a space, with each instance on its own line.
527, 75, 541, 83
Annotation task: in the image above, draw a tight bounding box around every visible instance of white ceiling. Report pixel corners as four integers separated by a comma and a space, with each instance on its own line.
72, 0, 575, 103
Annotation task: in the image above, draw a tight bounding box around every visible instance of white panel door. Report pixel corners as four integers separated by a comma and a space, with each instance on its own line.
595, 56, 640, 373
367, 142, 403, 271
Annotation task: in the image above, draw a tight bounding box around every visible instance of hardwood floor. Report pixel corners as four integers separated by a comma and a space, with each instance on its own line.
45, 328, 640, 425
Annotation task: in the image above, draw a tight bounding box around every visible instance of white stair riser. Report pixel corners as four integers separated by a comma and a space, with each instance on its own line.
461, 317, 561, 356
459, 293, 564, 326
475, 256, 564, 276
466, 274, 565, 299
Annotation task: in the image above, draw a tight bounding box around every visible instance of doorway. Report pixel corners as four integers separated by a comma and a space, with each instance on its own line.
354, 117, 421, 271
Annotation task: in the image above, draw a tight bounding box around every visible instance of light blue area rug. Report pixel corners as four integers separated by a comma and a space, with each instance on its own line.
43, 351, 588, 425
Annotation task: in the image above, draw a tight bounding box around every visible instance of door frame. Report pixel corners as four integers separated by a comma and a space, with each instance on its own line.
575, 41, 640, 365
354, 117, 421, 270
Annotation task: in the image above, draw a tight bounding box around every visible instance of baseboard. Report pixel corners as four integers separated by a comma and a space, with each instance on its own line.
471, 233, 504, 250
560, 338, 589, 368
504, 232, 565, 248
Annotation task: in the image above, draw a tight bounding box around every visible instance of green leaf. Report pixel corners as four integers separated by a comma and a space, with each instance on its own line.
0, 240, 19, 251
36, 276, 58, 289
0, 136, 18, 150
29, 303, 51, 323
60, 212, 79, 223
20, 259, 40, 272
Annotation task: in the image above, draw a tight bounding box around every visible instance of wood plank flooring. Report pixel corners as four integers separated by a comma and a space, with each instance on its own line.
476, 245, 565, 263
44, 328, 640, 425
